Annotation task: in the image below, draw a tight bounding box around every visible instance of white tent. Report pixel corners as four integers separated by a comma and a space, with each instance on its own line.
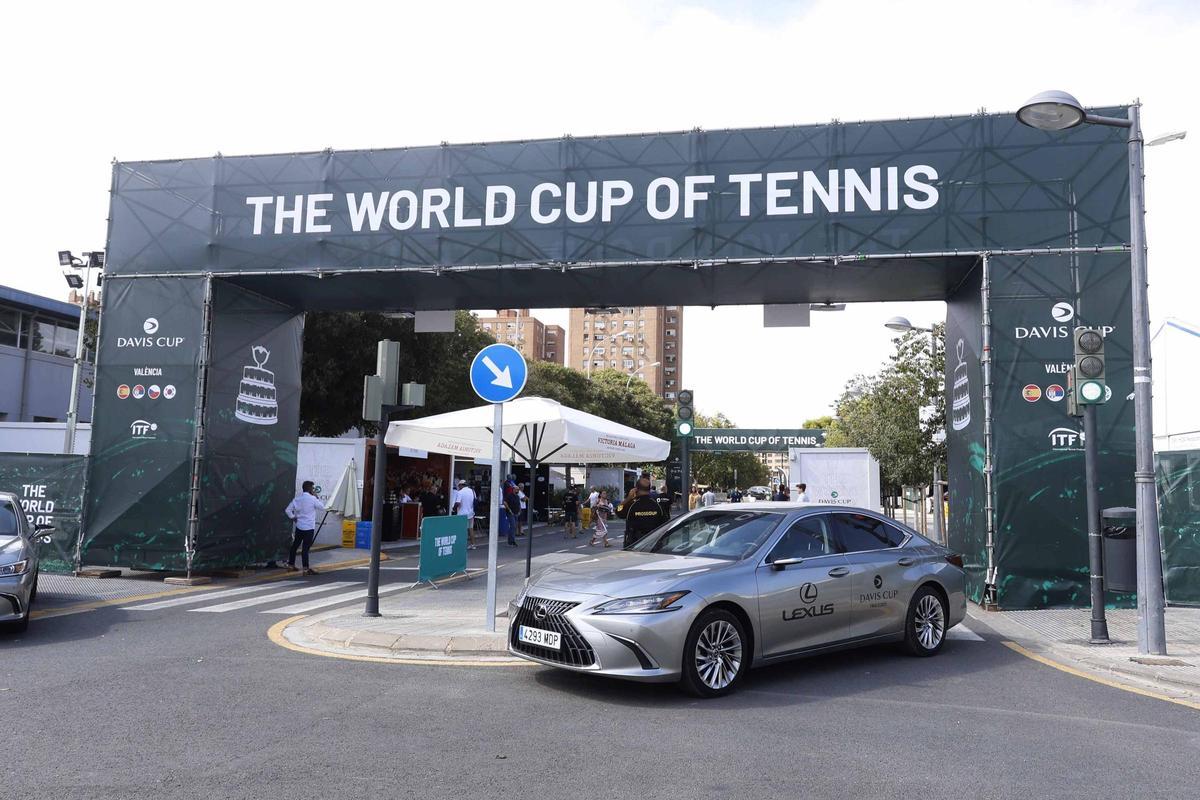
385, 396, 671, 596
384, 396, 671, 465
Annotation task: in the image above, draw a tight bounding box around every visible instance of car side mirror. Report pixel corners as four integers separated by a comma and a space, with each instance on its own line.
770, 557, 804, 571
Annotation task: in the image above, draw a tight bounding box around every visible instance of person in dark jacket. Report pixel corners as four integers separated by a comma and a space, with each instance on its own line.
620, 479, 668, 548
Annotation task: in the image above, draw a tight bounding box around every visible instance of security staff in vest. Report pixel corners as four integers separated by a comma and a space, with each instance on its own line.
619, 478, 668, 548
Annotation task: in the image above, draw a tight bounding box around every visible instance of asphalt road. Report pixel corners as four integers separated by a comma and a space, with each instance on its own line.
4, 526, 1199, 800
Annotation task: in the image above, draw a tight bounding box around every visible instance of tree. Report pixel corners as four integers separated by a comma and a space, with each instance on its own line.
689, 412, 769, 489
300, 311, 495, 436
802, 415, 833, 430
823, 324, 945, 490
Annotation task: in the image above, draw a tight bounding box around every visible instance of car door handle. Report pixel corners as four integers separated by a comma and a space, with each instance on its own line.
827, 567, 850, 577
898, 557, 915, 567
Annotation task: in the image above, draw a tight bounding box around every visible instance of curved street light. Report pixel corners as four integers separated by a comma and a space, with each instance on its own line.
626, 361, 661, 389
1016, 90, 1185, 655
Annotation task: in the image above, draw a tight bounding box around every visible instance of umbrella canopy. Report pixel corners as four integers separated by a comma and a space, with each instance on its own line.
326, 458, 362, 519
384, 396, 670, 464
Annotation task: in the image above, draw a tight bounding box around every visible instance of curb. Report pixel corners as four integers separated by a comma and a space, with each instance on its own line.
970, 607, 1200, 708
275, 614, 529, 666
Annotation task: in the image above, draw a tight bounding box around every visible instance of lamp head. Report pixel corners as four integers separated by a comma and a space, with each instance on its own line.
58, 250, 74, 267
1017, 90, 1086, 131
884, 316, 915, 332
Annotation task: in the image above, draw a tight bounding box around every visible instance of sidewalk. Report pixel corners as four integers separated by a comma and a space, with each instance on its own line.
970, 605, 1200, 704
281, 523, 622, 663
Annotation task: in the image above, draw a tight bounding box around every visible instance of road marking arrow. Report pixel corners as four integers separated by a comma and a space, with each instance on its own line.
482, 355, 513, 388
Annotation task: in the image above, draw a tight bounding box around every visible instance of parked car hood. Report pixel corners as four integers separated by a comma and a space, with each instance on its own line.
530, 550, 733, 598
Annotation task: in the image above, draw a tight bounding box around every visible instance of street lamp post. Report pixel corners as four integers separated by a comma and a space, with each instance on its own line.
626, 361, 661, 389
58, 250, 103, 455
1017, 91, 1174, 655
884, 316, 944, 543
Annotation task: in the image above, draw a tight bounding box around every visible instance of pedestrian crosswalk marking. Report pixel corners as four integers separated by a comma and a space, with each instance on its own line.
191, 582, 357, 613
947, 625, 984, 641
121, 583, 290, 611
262, 583, 412, 615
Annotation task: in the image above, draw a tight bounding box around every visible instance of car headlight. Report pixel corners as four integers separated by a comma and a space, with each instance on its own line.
0, 560, 29, 577
591, 591, 689, 614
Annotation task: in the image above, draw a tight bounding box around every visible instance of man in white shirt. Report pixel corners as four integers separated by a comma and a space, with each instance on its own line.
795, 483, 811, 503
701, 487, 716, 507
586, 487, 600, 530
453, 480, 478, 549
285, 480, 326, 575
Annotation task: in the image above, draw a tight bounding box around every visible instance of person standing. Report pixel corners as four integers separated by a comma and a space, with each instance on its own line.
562, 484, 580, 539
452, 479, 478, 549
585, 486, 600, 530
701, 486, 716, 507
504, 475, 523, 538
285, 480, 325, 576
589, 490, 614, 547
620, 479, 668, 548
795, 483, 811, 503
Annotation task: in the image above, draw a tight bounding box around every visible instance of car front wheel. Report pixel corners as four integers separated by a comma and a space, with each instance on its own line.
680, 608, 748, 698
902, 585, 947, 657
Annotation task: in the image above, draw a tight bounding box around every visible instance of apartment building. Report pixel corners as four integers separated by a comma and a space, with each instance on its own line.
475, 309, 564, 364
566, 306, 683, 401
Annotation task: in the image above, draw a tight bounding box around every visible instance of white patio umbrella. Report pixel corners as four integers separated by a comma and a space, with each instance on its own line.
385, 396, 670, 577
316, 458, 362, 540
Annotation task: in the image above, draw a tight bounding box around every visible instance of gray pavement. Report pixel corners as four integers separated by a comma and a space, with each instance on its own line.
4, 517, 1200, 800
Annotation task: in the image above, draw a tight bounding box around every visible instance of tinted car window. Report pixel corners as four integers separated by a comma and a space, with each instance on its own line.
769, 515, 835, 561
831, 513, 906, 552
630, 510, 783, 560
0, 500, 19, 537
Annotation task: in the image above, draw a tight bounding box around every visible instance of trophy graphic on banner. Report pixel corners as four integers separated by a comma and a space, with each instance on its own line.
951, 338, 971, 431
235, 345, 278, 425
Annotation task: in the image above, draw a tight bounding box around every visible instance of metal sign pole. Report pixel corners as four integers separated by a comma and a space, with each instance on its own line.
1083, 403, 1109, 642
484, 401, 503, 631
365, 411, 389, 617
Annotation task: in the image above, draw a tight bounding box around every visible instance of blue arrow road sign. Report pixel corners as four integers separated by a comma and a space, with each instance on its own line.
469, 343, 528, 404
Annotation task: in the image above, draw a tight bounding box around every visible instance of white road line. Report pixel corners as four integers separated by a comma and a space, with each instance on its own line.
121, 583, 291, 611
262, 583, 412, 614
191, 582, 357, 613
947, 625, 984, 641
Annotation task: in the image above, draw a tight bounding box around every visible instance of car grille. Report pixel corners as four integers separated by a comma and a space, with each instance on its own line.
510, 596, 596, 667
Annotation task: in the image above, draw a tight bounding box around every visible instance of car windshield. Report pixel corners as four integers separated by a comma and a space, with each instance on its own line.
628, 509, 784, 560
0, 500, 19, 540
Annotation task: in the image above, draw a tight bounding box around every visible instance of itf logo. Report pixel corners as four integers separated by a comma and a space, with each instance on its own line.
129, 420, 158, 439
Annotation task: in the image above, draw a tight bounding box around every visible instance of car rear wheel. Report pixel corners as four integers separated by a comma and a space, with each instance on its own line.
680, 608, 747, 698
902, 585, 946, 657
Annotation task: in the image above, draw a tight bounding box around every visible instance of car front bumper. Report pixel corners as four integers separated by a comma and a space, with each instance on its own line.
507, 587, 703, 683
0, 569, 35, 622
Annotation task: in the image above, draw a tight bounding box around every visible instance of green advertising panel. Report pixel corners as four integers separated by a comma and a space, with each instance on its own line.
194, 281, 304, 570
689, 429, 826, 452
988, 253, 1136, 608
944, 267, 987, 603
418, 515, 468, 583
0, 453, 87, 572
83, 276, 207, 570
1157, 450, 1200, 605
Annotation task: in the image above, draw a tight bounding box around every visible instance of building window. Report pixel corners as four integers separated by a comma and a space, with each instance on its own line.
595, 321, 606, 330
582, 347, 590, 356
638, 347, 646, 355
622, 346, 633, 355
665, 367, 676, 375
482, 323, 492, 330
609, 360, 617, 368
665, 329, 676, 337
665, 392, 676, 400
638, 359, 645, 367
666, 306, 678, 311
623, 359, 634, 370
0, 308, 24, 349
665, 342, 675, 350
32, 319, 77, 358
638, 319, 645, 328
595, 347, 605, 355
623, 320, 634, 328
666, 380, 676, 388
667, 316, 677, 324
665, 354, 676, 364
545, 352, 555, 360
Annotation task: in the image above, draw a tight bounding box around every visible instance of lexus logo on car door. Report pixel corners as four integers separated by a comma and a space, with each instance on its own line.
798, 583, 818, 603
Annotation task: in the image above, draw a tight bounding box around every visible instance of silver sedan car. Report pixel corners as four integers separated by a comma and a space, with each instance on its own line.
509, 504, 966, 696
1, 491, 51, 633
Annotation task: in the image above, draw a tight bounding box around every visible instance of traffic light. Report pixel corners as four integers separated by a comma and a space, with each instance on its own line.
1073, 327, 1106, 404
676, 389, 694, 438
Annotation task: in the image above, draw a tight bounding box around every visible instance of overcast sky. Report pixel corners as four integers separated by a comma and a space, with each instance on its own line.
3, 0, 1195, 427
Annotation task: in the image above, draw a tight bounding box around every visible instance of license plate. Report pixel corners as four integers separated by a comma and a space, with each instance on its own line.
518, 625, 561, 651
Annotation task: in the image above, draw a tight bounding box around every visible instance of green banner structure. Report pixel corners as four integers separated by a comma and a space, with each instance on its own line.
1157, 450, 1200, 606
689, 429, 826, 452
418, 515, 468, 584
0, 453, 86, 572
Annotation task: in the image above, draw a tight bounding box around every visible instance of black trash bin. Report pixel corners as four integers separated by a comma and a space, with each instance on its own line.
1101, 506, 1137, 593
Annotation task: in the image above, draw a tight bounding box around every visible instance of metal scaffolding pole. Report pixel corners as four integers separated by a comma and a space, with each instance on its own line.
980, 254, 997, 606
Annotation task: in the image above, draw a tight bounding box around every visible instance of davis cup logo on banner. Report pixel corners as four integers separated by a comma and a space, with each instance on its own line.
117, 316, 185, 349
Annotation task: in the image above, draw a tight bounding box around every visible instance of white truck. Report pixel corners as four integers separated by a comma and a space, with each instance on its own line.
787, 447, 881, 512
